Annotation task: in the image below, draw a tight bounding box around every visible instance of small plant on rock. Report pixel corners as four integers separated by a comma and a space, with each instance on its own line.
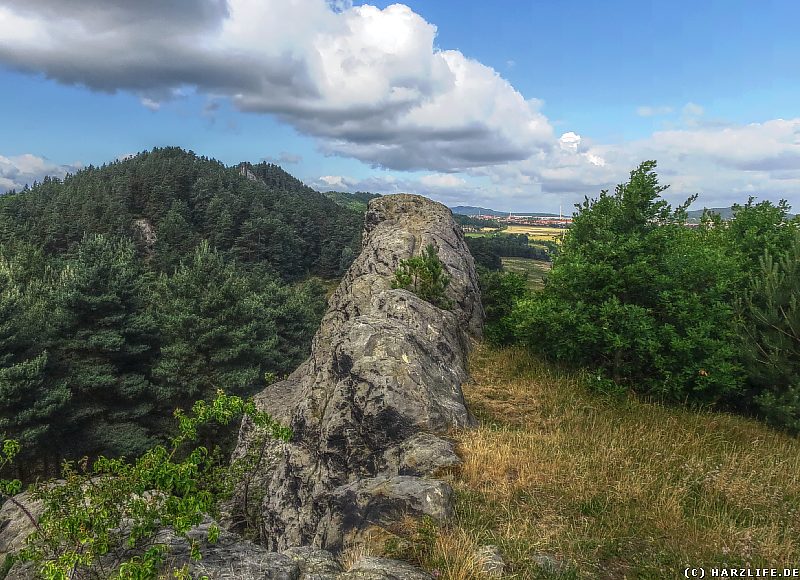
392, 244, 453, 310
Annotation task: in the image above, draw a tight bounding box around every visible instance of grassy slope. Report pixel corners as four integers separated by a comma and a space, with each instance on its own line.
393, 346, 800, 579
500, 258, 551, 291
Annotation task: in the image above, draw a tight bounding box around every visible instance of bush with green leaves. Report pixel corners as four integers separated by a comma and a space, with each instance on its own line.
0, 391, 289, 580
507, 162, 746, 404
477, 269, 529, 344
392, 244, 453, 309
501, 161, 800, 426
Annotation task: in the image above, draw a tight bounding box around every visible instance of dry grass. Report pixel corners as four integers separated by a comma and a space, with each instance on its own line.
406, 345, 800, 579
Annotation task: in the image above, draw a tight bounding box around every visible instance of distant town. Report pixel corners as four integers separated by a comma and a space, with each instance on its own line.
470, 213, 573, 228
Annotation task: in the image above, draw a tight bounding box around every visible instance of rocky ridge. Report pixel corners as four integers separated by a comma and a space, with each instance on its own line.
229, 193, 483, 551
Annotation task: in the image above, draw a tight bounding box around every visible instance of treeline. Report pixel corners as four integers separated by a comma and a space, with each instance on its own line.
467, 233, 555, 270
0, 148, 365, 474
482, 161, 800, 432
453, 214, 502, 229
323, 190, 382, 213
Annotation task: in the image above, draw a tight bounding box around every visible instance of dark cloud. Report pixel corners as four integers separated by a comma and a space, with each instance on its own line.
4, 0, 229, 32
727, 151, 800, 172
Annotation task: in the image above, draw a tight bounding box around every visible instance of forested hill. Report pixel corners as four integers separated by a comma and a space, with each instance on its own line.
0, 148, 365, 474
0, 147, 362, 279
322, 190, 381, 212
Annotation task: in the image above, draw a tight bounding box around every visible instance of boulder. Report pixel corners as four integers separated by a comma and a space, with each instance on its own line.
474, 545, 505, 577
230, 194, 482, 551
1, 194, 480, 579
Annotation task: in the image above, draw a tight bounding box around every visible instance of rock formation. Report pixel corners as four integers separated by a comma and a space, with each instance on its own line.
230, 193, 483, 551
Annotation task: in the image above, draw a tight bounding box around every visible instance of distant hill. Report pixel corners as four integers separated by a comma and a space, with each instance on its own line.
686, 206, 795, 221
686, 207, 736, 221
455, 204, 787, 222
451, 205, 559, 217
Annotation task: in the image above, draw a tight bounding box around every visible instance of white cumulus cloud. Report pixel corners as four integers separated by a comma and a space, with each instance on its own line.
318, 175, 349, 188
0, 0, 552, 172
0, 154, 82, 192
0, 2, 797, 210
420, 173, 467, 189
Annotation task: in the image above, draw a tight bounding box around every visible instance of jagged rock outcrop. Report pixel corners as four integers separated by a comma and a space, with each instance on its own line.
131, 217, 157, 255
230, 194, 483, 551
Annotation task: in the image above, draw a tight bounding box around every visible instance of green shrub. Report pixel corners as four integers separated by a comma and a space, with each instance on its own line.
506, 162, 746, 405
392, 244, 453, 309
501, 162, 800, 428
739, 234, 800, 431
477, 268, 529, 344
0, 392, 289, 579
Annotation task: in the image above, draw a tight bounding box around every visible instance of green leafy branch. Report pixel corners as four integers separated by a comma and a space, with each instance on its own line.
2, 391, 289, 580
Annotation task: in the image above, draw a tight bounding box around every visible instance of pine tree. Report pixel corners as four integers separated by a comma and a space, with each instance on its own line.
154, 201, 198, 273
0, 255, 68, 463
56, 234, 159, 458
152, 242, 276, 411
740, 234, 800, 431
392, 244, 453, 309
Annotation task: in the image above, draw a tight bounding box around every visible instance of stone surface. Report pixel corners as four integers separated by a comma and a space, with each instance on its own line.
383, 433, 462, 477
162, 519, 300, 579
1, 194, 478, 580
0, 491, 43, 560
339, 557, 433, 580
317, 476, 454, 550
532, 551, 563, 573
475, 544, 505, 577
3, 516, 306, 580
230, 194, 482, 551
283, 545, 343, 579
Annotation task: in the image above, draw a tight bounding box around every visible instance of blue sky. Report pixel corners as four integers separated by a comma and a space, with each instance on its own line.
1, 0, 798, 212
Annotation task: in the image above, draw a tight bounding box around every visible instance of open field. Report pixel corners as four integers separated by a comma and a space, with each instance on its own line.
464, 226, 565, 243
501, 257, 551, 290
382, 346, 800, 578
465, 226, 566, 242
504, 225, 567, 241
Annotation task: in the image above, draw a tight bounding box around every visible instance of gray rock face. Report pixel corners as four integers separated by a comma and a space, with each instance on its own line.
231, 194, 482, 551
284, 546, 343, 579
1, 194, 477, 579
162, 520, 300, 579
339, 557, 433, 580
0, 491, 43, 560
